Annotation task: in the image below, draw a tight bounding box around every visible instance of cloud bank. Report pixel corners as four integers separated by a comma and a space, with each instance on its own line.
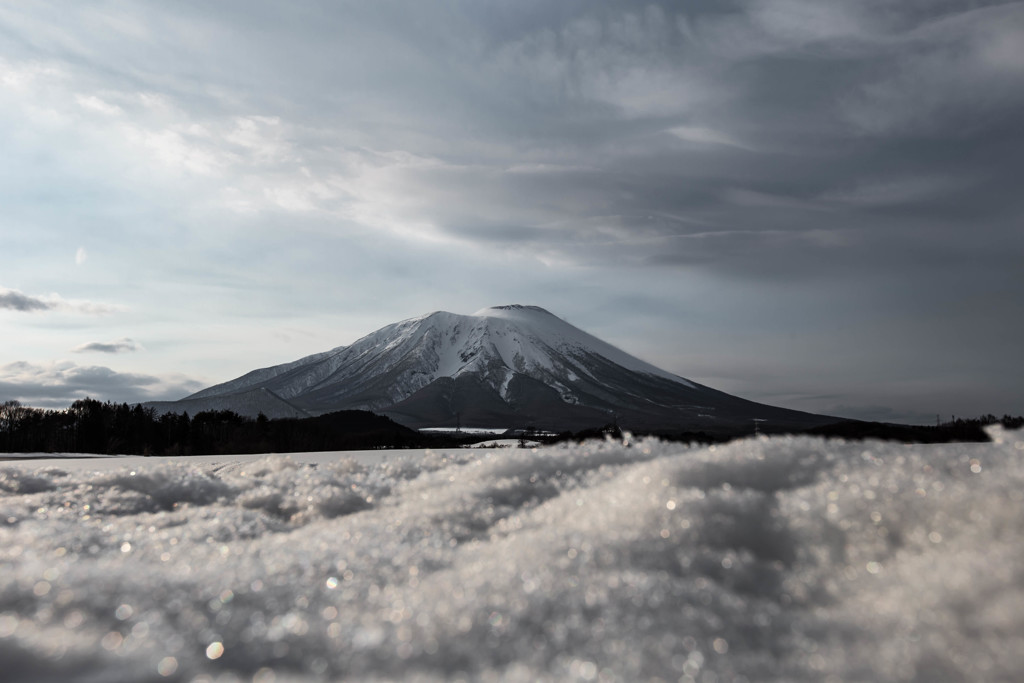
0, 361, 201, 408
4, 2, 1019, 272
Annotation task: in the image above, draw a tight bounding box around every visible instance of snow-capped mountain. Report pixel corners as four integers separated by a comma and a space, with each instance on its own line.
148, 305, 835, 433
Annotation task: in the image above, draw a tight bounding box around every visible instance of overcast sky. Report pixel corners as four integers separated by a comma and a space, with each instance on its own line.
1, 1, 1022, 424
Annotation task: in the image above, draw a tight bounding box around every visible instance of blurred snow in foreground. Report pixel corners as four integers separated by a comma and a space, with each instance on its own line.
2, 430, 1024, 682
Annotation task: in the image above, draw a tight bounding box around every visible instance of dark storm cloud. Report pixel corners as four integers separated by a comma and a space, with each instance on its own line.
179, 0, 1017, 288
8, 1, 1019, 275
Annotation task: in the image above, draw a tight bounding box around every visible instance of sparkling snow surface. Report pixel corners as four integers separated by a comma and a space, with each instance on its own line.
3, 430, 1024, 682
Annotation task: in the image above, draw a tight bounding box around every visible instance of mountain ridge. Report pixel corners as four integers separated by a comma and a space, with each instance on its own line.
147, 305, 837, 433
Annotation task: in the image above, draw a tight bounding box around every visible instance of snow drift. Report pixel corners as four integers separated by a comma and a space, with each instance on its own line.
2, 430, 1024, 681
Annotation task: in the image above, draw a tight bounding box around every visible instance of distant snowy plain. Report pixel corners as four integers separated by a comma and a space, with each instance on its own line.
3, 430, 1024, 682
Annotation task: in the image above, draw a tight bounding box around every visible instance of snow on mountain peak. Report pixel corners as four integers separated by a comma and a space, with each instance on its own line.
159, 304, 839, 431
473, 304, 554, 317
179, 305, 703, 425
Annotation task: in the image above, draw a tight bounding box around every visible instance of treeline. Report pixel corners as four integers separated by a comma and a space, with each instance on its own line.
595, 414, 1024, 445
2, 398, 1021, 455
0, 398, 436, 455
805, 414, 1024, 443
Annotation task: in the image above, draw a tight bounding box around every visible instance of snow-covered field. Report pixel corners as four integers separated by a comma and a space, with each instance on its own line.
3, 431, 1024, 682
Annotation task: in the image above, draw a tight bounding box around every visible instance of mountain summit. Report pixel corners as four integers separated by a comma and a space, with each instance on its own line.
149, 305, 834, 433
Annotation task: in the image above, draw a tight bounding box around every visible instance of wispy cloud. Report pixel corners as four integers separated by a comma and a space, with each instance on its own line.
73, 338, 142, 354
75, 93, 122, 116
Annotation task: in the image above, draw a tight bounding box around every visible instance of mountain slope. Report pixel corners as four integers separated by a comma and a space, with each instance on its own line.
157, 305, 836, 433
145, 387, 311, 420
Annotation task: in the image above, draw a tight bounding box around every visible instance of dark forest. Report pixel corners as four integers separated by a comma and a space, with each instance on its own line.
0, 399, 433, 455
2, 398, 1021, 456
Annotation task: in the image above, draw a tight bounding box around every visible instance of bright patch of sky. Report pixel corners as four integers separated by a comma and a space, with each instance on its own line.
0, 1, 1021, 422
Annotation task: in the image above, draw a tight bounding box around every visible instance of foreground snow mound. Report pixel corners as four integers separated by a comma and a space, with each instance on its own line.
3, 431, 1024, 682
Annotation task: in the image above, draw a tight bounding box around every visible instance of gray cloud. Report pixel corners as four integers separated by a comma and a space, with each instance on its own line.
0, 288, 124, 315
0, 361, 203, 409
8, 1, 1019, 275
73, 338, 143, 354
182, 0, 1018, 288
0, 289, 54, 312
